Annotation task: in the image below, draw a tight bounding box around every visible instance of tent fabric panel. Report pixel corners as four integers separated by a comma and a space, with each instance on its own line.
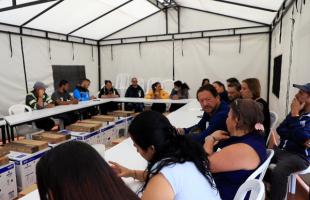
0, 33, 26, 115
174, 34, 269, 98
22, 37, 99, 95
176, 0, 277, 24
179, 7, 261, 33
106, 11, 166, 39
100, 41, 173, 88
25, 0, 129, 34
0, 1, 58, 26
72, 0, 159, 40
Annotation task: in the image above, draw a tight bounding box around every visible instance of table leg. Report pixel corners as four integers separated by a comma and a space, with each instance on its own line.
6, 124, 11, 143
10, 126, 14, 142
1, 125, 6, 144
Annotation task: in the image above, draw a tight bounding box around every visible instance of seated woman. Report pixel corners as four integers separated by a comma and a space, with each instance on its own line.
204, 99, 267, 200
36, 141, 138, 200
241, 78, 271, 144
145, 82, 169, 113
110, 111, 220, 200
99, 80, 120, 114
169, 80, 190, 112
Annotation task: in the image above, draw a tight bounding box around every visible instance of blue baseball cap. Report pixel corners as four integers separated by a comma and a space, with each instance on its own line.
293, 83, 310, 94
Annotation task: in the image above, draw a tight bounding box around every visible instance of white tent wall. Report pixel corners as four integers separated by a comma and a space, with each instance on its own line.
100, 41, 173, 91
269, 0, 310, 120
0, 33, 99, 115
100, 33, 269, 98
174, 34, 269, 98
0, 33, 26, 115
22, 37, 99, 96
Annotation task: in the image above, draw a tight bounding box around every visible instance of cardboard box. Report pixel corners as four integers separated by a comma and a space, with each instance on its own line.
0, 156, 10, 166
8, 148, 50, 191
91, 115, 116, 122
0, 161, 18, 200
13, 140, 48, 151
32, 132, 71, 144
47, 138, 77, 148
100, 124, 116, 147
69, 130, 101, 145
66, 122, 101, 132
4, 143, 39, 154
0, 147, 9, 157
108, 110, 135, 118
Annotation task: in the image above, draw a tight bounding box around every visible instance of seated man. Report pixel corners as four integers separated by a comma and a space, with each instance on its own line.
99, 80, 120, 114
73, 78, 98, 118
226, 78, 241, 103
52, 80, 78, 127
125, 77, 144, 112
178, 84, 229, 144
25, 81, 56, 131
269, 83, 310, 200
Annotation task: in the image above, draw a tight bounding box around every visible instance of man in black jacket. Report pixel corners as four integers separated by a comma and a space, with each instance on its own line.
125, 77, 144, 112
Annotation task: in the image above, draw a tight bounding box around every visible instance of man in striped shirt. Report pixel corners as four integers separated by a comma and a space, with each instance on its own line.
25, 81, 56, 131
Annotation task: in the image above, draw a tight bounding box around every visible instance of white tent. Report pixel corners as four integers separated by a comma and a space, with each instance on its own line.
0, 0, 309, 120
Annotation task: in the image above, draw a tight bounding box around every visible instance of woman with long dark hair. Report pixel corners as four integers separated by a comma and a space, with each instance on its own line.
145, 82, 169, 113
169, 80, 190, 112
110, 111, 220, 200
36, 141, 139, 200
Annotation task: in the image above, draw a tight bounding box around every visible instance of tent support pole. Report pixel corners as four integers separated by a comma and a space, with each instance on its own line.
97, 42, 101, 91
20, 36, 28, 94
267, 28, 272, 104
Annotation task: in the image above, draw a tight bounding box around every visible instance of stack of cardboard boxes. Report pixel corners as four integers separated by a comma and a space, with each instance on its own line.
0, 147, 17, 200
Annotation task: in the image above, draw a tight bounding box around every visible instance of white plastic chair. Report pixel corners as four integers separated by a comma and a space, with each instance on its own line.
266, 111, 279, 146
288, 166, 310, 194
247, 149, 274, 181
233, 179, 265, 200
161, 79, 175, 93
92, 144, 105, 159
136, 77, 145, 92
115, 73, 131, 90
8, 104, 43, 139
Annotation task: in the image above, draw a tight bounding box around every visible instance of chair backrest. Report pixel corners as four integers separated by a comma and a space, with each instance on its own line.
269, 111, 278, 129
115, 73, 131, 90
8, 104, 32, 115
136, 77, 145, 92
247, 149, 274, 181
161, 79, 174, 93
233, 179, 265, 200
266, 111, 279, 146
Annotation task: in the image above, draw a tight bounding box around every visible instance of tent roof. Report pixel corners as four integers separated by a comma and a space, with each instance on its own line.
0, 0, 286, 41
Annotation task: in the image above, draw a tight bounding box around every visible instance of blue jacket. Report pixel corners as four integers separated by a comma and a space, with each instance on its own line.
277, 112, 310, 160
185, 101, 229, 144
73, 86, 90, 101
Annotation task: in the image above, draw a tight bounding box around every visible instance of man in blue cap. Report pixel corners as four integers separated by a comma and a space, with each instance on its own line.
269, 83, 310, 200
25, 81, 56, 131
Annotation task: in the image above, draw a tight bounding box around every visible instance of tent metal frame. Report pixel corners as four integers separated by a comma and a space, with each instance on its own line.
0, 0, 58, 12
0, 0, 294, 100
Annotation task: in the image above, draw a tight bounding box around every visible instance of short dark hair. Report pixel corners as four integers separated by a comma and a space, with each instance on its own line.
36, 141, 139, 200
58, 80, 69, 87
105, 80, 112, 85
230, 99, 264, 133
196, 84, 218, 99
227, 77, 240, 85
201, 78, 210, 86
174, 80, 190, 90
80, 78, 90, 84
227, 81, 241, 91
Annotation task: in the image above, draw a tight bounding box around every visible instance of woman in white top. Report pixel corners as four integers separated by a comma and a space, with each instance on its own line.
110, 111, 220, 200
